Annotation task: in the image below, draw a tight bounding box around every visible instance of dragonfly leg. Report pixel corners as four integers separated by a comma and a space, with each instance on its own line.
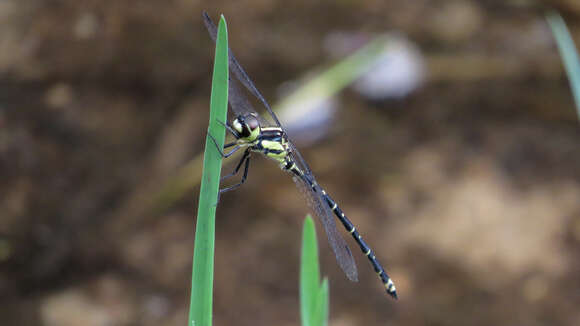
208, 133, 240, 158
216, 119, 240, 138
215, 149, 251, 205
221, 149, 250, 181
219, 150, 251, 194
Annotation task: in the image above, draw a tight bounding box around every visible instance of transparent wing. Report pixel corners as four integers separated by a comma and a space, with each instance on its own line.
293, 171, 358, 282
228, 75, 271, 126
203, 12, 281, 127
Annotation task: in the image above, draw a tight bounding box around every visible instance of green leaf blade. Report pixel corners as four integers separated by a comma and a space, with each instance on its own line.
300, 215, 328, 326
547, 11, 580, 121
314, 278, 329, 326
189, 14, 229, 326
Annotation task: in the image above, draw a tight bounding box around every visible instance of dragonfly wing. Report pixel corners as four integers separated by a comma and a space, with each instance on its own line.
293, 172, 358, 282
203, 12, 273, 127
203, 12, 282, 127
227, 75, 265, 120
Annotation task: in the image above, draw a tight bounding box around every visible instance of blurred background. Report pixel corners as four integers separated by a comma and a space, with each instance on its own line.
1, 1, 580, 325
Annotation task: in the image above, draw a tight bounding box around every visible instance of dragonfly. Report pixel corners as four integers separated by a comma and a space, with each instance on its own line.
203, 12, 397, 299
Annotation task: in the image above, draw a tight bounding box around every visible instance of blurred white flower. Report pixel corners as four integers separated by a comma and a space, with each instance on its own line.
351, 34, 425, 100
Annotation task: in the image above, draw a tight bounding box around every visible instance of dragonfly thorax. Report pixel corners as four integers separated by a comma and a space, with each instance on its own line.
231, 114, 261, 141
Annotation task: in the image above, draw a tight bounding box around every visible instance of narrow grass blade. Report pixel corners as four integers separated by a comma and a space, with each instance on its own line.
547, 11, 580, 120
315, 279, 329, 326
301, 215, 329, 326
189, 14, 229, 326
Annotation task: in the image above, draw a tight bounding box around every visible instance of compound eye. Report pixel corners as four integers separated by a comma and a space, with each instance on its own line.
232, 118, 244, 133
246, 115, 260, 131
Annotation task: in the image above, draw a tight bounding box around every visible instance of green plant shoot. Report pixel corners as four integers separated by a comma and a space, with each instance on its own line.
301, 215, 329, 326
189, 14, 229, 326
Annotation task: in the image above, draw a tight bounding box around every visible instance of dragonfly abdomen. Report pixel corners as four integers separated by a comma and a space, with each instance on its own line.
321, 191, 398, 299
282, 160, 398, 299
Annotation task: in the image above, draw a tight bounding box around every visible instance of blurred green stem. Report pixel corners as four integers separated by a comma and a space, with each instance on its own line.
301, 215, 329, 326
547, 11, 580, 121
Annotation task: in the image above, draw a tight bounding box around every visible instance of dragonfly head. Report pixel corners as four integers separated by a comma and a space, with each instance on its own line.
232, 114, 261, 141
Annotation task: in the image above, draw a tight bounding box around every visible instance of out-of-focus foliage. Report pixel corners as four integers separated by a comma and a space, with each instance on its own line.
547, 11, 580, 121
300, 215, 329, 326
